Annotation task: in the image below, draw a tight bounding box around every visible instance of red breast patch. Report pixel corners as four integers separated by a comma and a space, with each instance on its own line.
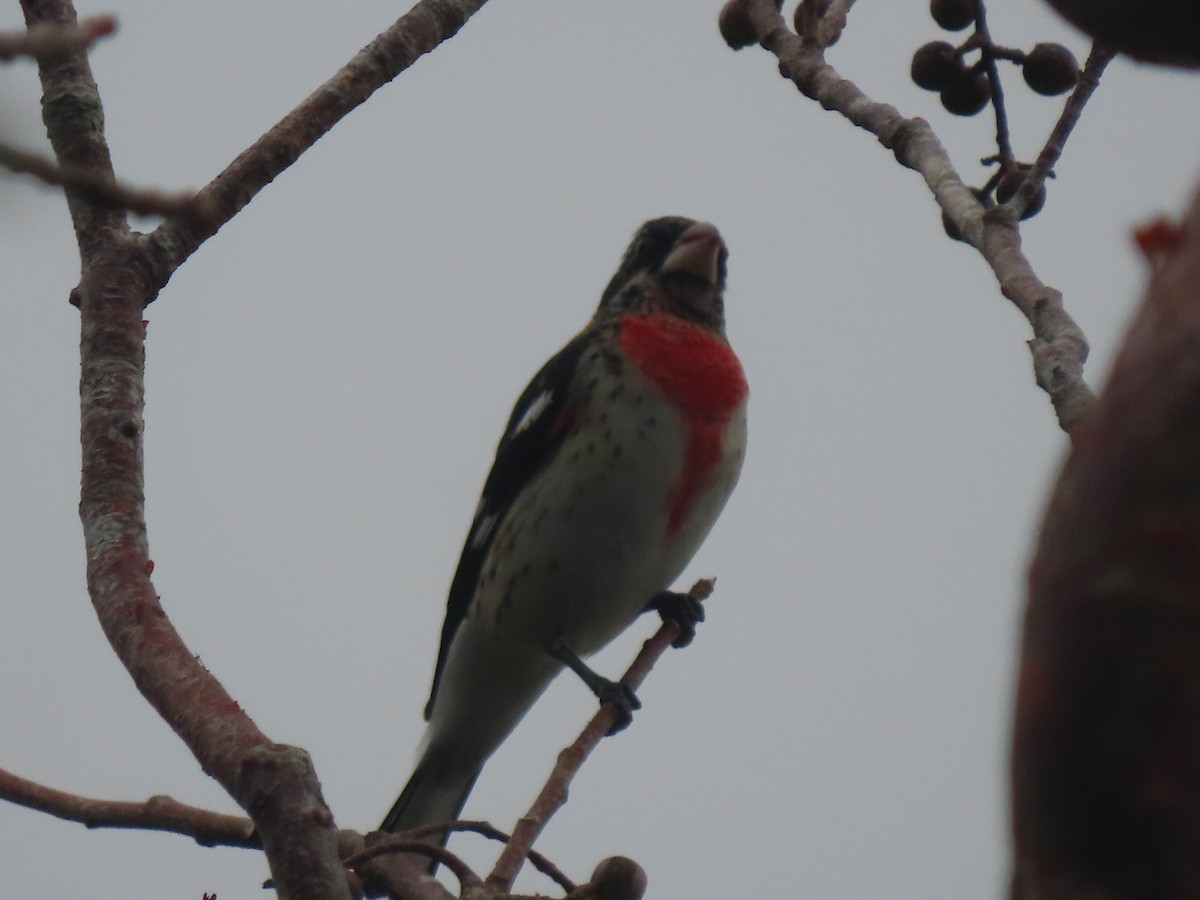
618, 313, 748, 536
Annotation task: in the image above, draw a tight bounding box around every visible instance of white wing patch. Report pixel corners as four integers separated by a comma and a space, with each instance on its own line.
509, 388, 553, 438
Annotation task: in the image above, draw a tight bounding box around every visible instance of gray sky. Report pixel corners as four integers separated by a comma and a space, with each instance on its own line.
3, 1, 1199, 897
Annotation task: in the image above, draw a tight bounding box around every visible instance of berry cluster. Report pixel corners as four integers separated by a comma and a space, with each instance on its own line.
911, 0, 1081, 238
912, 1, 1079, 114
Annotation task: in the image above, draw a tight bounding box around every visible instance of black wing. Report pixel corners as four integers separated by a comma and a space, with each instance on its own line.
423, 334, 591, 719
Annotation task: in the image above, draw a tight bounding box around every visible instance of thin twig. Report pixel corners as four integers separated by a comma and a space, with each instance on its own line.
140, 0, 491, 304
344, 837, 479, 889
447, 821, 577, 891
0, 141, 213, 221
0, 765, 258, 847
1005, 43, 1115, 220
972, 2, 1016, 169
821, 0, 856, 46
0, 14, 114, 62
800, 0, 856, 49
484, 579, 716, 892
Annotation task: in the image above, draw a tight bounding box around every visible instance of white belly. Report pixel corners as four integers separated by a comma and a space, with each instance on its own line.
467, 362, 747, 659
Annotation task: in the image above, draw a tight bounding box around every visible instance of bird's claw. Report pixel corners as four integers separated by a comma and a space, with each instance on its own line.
649, 590, 705, 647
549, 635, 641, 733
594, 678, 641, 735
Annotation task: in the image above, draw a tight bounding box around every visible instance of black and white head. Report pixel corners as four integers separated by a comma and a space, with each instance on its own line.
597, 216, 729, 331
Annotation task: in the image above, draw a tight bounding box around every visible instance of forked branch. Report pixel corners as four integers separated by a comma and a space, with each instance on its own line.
740, 0, 1097, 431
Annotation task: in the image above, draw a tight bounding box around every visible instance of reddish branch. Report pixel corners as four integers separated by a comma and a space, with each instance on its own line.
19, 0, 352, 890
741, 0, 1095, 432
485, 580, 715, 892
16, 0, 490, 897
1013, 188, 1200, 898
354, 584, 710, 896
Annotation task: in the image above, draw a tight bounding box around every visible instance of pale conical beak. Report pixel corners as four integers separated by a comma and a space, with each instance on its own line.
660, 222, 724, 285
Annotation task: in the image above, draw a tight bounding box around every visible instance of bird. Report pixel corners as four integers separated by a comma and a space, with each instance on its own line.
380, 216, 749, 865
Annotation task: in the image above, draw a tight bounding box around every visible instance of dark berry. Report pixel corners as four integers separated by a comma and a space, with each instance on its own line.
911, 41, 964, 91
930, 0, 975, 31
718, 0, 756, 50
1022, 43, 1080, 95
996, 171, 1047, 220
942, 187, 991, 243
940, 71, 990, 116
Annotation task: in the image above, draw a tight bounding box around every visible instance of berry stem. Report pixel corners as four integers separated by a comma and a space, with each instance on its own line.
987, 45, 1027, 64
971, 1, 1017, 171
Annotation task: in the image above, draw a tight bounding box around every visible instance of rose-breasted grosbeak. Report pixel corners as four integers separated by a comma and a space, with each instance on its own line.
380, 217, 748, 860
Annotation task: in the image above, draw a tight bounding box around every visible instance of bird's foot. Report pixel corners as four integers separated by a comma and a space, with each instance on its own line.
591, 678, 641, 735
549, 636, 641, 735
646, 589, 705, 648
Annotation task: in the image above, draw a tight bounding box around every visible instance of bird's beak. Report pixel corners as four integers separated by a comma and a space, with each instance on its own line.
661, 222, 724, 286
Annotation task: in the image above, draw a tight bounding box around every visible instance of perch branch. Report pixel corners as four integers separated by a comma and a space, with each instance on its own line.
485, 579, 717, 891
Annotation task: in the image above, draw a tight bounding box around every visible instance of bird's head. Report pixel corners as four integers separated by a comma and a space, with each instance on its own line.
598, 217, 729, 331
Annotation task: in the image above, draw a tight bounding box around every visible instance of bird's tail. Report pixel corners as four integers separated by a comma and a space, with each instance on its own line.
380, 762, 481, 872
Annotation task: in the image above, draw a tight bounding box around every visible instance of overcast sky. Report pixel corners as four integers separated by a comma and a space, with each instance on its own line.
3, 2, 1200, 898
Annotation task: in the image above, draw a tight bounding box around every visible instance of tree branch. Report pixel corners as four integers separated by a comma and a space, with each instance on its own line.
140, 0, 491, 304
0, 14, 114, 61
19, 0, 389, 895
1010, 44, 1115, 220
18, 0, 496, 891
485, 579, 716, 892
0, 140, 213, 220
0, 765, 259, 847
741, 0, 1095, 432
19, 0, 126, 247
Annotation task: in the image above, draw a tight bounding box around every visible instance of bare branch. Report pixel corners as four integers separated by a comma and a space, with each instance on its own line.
443, 821, 576, 891
485, 579, 717, 892
1008, 44, 1116, 220
815, 0, 855, 48
19, 0, 496, 886
0, 14, 114, 62
0, 765, 258, 847
19, 0, 125, 246
347, 836, 479, 891
793, 0, 854, 49
740, 0, 1095, 431
21, 0, 357, 895
0, 141, 214, 221
141, 0, 491, 304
